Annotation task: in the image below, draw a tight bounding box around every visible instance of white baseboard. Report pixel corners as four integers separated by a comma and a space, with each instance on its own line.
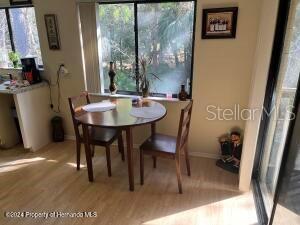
64, 134, 220, 159
65, 135, 76, 140
189, 151, 220, 159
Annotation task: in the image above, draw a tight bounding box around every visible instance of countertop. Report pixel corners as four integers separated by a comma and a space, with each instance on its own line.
0, 81, 48, 95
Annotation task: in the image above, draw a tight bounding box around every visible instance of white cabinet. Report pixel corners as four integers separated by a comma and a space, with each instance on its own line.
0, 82, 53, 151
0, 94, 19, 148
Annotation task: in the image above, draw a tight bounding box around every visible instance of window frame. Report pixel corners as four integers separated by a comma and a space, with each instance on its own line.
98, 0, 197, 98
0, 5, 43, 69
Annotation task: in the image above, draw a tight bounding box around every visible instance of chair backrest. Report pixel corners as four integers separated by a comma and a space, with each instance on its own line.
176, 100, 193, 155
68, 92, 90, 139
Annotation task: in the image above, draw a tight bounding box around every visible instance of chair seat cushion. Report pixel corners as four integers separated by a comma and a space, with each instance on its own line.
140, 134, 177, 155
80, 127, 118, 144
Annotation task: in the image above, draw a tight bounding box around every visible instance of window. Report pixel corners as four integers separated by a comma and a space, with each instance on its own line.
0, 7, 42, 68
0, 9, 12, 67
97, 1, 195, 97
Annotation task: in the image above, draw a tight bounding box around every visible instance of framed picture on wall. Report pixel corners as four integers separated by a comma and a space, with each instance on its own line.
202, 7, 238, 39
44, 14, 61, 50
9, 0, 32, 5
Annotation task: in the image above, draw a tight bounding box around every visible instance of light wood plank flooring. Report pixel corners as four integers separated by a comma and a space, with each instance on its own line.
0, 141, 258, 225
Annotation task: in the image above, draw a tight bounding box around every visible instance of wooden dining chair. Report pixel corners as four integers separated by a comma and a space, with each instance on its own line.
139, 100, 193, 194
68, 92, 125, 177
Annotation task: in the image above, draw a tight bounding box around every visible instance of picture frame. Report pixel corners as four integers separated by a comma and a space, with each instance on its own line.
44, 14, 61, 50
202, 7, 238, 39
9, 0, 32, 5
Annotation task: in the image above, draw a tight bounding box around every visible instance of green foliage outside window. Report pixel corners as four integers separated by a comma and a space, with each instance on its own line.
98, 2, 195, 94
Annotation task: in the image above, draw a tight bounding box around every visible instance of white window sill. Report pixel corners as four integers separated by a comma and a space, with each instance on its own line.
0, 67, 44, 71
90, 92, 190, 103
0, 67, 22, 71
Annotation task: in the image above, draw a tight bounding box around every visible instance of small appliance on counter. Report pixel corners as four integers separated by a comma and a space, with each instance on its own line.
21, 57, 41, 84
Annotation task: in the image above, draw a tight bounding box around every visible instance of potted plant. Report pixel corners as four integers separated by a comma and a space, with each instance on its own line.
8, 51, 20, 68
134, 56, 160, 97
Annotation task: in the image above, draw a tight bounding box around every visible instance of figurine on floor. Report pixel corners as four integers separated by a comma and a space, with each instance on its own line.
216, 131, 243, 174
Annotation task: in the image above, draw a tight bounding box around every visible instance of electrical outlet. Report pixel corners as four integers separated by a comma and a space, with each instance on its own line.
61, 66, 69, 75
59, 64, 70, 76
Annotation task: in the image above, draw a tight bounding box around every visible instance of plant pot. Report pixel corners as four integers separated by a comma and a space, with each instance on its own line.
178, 84, 188, 101
12, 61, 18, 68
108, 62, 117, 95
142, 88, 149, 98
109, 82, 117, 95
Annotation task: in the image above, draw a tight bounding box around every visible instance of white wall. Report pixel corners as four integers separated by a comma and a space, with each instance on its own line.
190, 0, 262, 158
0, 94, 19, 148
33, 0, 86, 133
239, 0, 279, 191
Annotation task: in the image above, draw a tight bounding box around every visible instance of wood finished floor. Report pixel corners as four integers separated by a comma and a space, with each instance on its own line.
0, 141, 258, 225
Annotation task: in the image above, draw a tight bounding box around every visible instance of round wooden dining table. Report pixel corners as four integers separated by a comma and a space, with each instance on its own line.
75, 98, 167, 191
